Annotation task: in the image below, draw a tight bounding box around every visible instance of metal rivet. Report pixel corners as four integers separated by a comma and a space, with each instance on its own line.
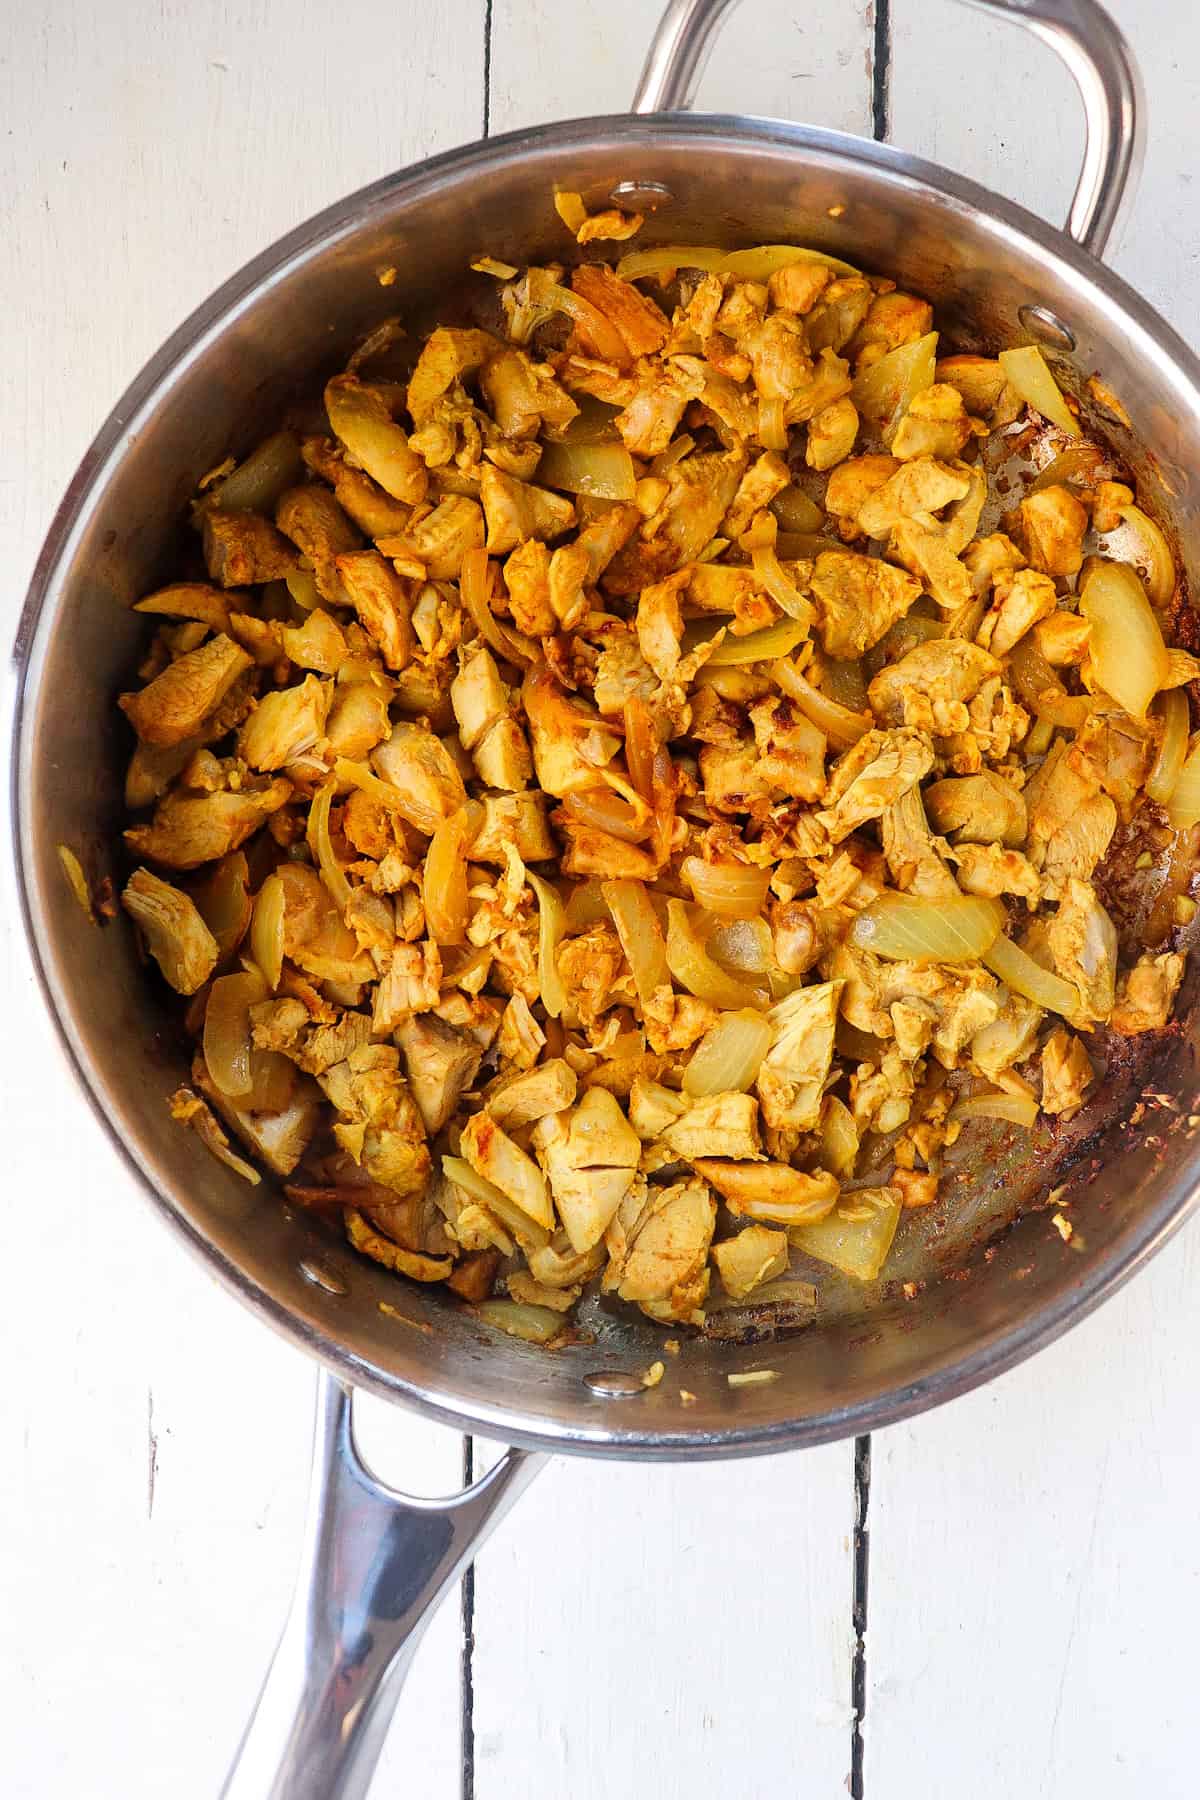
299, 1257, 348, 1296
609, 179, 675, 211
1018, 303, 1076, 353
583, 1370, 648, 1399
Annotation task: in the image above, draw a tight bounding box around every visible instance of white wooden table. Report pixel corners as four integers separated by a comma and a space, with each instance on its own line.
3, 3, 1198, 1795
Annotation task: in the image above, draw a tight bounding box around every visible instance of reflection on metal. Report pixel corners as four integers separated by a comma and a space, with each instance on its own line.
583, 1370, 651, 1399
1019, 302, 1078, 352
299, 1259, 348, 1297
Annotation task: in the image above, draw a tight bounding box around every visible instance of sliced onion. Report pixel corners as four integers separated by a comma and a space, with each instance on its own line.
474, 1299, 562, 1342
1108, 503, 1176, 606
536, 440, 637, 500
210, 431, 302, 515
460, 547, 536, 667
564, 789, 651, 844
1147, 689, 1190, 806
722, 244, 860, 279
286, 568, 322, 612
683, 1009, 774, 1098
983, 934, 1080, 1019
204, 970, 267, 1099
1008, 635, 1093, 730
708, 916, 774, 979
771, 656, 870, 747
998, 346, 1079, 436
791, 1188, 902, 1283
1025, 715, 1056, 757
1028, 443, 1104, 494
1165, 736, 1200, 830
751, 544, 815, 626
818, 1095, 860, 1179
192, 851, 251, 957
527, 870, 568, 1019
849, 893, 1003, 962
818, 652, 868, 711
950, 1092, 1039, 1128
851, 331, 938, 442
615, 243, 859, 282
563, 879, 611, 932
771, 487, 825, 533
603, 878, 670, 1005
666, 899, 765, 1008
307, 778, 352, 916
425, 802, 482, 946
1080, 560, 1168, 719
1146, 823, 1200, 944
758, 396, 788, 451
681, 856, 771, 920
546, 283, 629, 366
442, 1155, 551, 1250
649, 434, 695, 476
250, 872, 286, 991
550, 392, 622, 444
706, 618, 809, 666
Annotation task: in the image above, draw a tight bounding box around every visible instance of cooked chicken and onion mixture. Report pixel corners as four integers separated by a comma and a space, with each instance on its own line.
116, 207, 1197, 1343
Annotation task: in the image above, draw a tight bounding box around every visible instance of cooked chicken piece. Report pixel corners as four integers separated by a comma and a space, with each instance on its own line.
119, 633, 253, 747
641, 990, 718, 1055
451, 645, 532, 792
276, 485, 362, 599
302, 436, 414, 536
695, 1157, 839, 1222
1022, 741, 1108, 885
1111, 950, 1187, 1034
479, 345, 578, 439
238, 674, 331, 771
825, 453, 900, 539
1040, 1026, 1094, 1118
614, 1175, 716, 1323
524, 1237, 605, 1292
533, 1087, 640, 1252
202, 510, 297, 587
471, 792, 554, 864
818, 728, 934, 842
571, 263, 670, 358
768, 261, 832, 315
480, 464, 576, 553
1040, 792, 1117, 900
602, 448, 746, 596
377, 496, 484, 582
868, 638, 999, 734
614, 359, 702, 457
125, 779, 291, 869
395, 1013, 483, 1134
881, 786, 958, 898
559, 820, 658, 880
133, 582, 235, 635
636, 569, 688, 682
1046, 879, 1117, 1022
502, 539, 555, 637
404, 326, 496, 424
874, 960, 1002, 1070
711, 1225, 790, 1299
888, 521, 972, 613
970, 992, 1044, 1080
254, 1004, 373, 1077
335, 550, 414, 671
371, 722, 467, 831
1074, 710, 1153, 819
487, 1058, 577, 1129
935, 355, 1021, 421
277, 608, 349, 675
850, 291, 933, 365
809, 550, 921, 658
345, 1203, 448, 1284
372, 942, 442, 1032
698, 743, 762, 816
460, 1107, 553, 1228
627, 1077, 688, 1141
723, 450, 790, 538
436, 990, 502, 1052
962, 532, 1026, 598
950, 843, 1041, 904
976, 567, 1058, 658
1033, 611, 1091, 667
687, 562, 775, 630
122, 867, 219, 994
1017, 484, 1089, 577
491, 993, 544, 1072
856, 455, 970, 540
736, 309, 810, 399
660, 1091, 762, 1160
755, 980, 841, 1133
523, 668, 621, 796
557, 923, 630, 1028
194, 1054, 321, 1177
805, 395, 860, 471
748, 695, 827, 801
891, 385, 975, 462
851, 1048, 919, 1134
326, 681, 394, 765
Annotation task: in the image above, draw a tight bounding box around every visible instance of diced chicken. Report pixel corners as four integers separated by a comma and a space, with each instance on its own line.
194, 1054, 321, 1177
613, 1175, 717, 1323
1110, 951, 1187, 1034
395, 1014, 483, 1134
372, 722, 467, 831
976, 567, 1058, 657
378, 496, 485, 581
661, 1091, 762, 1160
1017, 484, 1089, 577
850, 291, 933, 364
480, 463, 576, 553
1034, 610, 1091, 666
460, 1108, 553, 1229
487, 1058, 578, 1129
935, 355, 1017, 419
698, 743, 762, 816
502, 538, 556, 637
276, 485, 362, 599
890, 519, 974, 612
558, 821, 658, 881
472, 792, 555, 864
891, 385, 975, 462
452, 644, 532, 792
326, 680, 393, 761
1047, 879, 1118, 1022
125, 780, 291, 869
962, 532, 1026, 599
335, 550, 415, 670
805, 395, 860, 471
755, 980, 842, 1133
122, 867, 219, 994
436, 990, 502, 1052
627, 1077, 688, 1141
202, 510, 296, 587
636, 569, 688, 682
950, 843, 1041, 903
614, 359, 702, 457
768, 261, 832, 315
302, 436, 414, 535
1040, 1026, 1094, 1118
1040, 792, 1117, 900
238, 674, 331, 770
739, 310, 811, 399
494, 993, 545, 1071
881, 786, 958, 898
318, 1043, 432, 1196
868, 638, 1000, 734
523, 668, 621, 797
724, 450, 791, 538
344, 1209, 452, 1282
694, 1158, 839, 1222
1074, 710, 1153, 819
405, 326, 496, 423
119, 634, 253, 748
480, 346, 578, 438
809, 550, 921, 658
133, 582, 234, 635
970, 993, 1043, 1081
602, 449, 746, 597
277, 608, 349, 675
856, 456, 971, 540
748, 695, 827, 801
534, 1087, 641, 1252
641, 990, 718, 1055
372, 941, 442, 1032
825, 454, 899, 539
818, 728, 934, 841
711, 1225, 790, 1299
571, 263, 671, 357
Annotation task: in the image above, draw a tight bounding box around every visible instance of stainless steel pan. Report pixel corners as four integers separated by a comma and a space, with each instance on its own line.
12, 2, 1200, 1794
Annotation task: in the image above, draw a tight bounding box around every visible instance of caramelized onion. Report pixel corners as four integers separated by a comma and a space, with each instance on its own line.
950, 1092, 1039, 1128
1147, 690, 1190, 807
666, 899, 765, 1008
250, 873, 286, 991
683, 1009, 773, 1098
425, 802, 482, 946
681, 856, 772, 919
564, 789, 651, 844
1080, 561, 1168, 719
772, 656, 870, 746
998, 345, 1079, 436
527, 870, 568, 1019
983, 935, 1080, 1018
603, 879, 670, 1005
850, 893, 1003, 962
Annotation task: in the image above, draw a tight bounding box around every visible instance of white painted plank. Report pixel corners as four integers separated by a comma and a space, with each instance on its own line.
0, 2, 484, 1795
871, 6, 1200, 1795
890, 0, 1197, 336
490, 0, 875, 136
471, 1445, 856, 1799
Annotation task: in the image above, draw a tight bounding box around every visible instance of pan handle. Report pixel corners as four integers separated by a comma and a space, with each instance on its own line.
221, 1371, 544, 1800
633, 0, 1144, 259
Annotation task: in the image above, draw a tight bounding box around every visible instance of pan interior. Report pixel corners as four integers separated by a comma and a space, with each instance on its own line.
15, 116, 1200, 1455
